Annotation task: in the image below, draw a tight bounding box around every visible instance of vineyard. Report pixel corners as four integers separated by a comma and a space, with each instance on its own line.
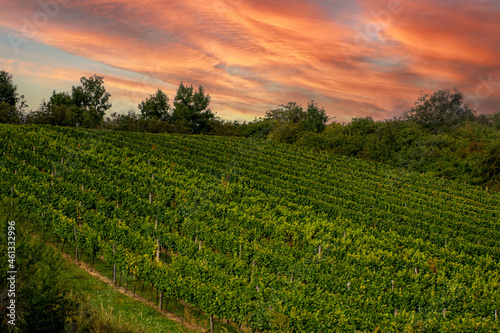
1, 123, 499, 332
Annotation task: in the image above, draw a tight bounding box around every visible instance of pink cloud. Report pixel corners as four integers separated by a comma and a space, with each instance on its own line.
0, 0, 498, 121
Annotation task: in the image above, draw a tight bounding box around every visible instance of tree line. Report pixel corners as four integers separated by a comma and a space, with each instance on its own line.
0, 70, 328, 136
1, 69, 500, 190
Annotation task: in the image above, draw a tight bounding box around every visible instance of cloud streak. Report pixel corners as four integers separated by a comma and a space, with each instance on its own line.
0, 0, 499, 121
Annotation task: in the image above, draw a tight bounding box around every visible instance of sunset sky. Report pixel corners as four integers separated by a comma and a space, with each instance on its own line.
0, 0, 499, 122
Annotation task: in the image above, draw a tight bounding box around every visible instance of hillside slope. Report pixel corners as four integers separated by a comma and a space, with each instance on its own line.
1, 124, 499, 332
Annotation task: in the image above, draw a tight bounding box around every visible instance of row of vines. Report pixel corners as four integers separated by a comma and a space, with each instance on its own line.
0, 124, 499, 332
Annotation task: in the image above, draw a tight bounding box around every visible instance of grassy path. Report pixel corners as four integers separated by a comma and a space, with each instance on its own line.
59, 247, 204, 333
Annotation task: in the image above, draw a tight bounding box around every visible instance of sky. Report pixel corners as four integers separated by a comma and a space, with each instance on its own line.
0, 0, 499, 123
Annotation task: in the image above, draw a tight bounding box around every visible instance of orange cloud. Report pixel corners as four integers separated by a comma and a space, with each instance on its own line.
0, 0, 499, 121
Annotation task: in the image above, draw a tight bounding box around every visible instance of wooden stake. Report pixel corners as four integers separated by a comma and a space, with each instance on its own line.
495, 309, 497, 321
74, 225, 78, 261
113, 244, 116, 286
394, 309, 398, 316
199, 241, 202, 251
156, 239, 160, 262
443, 308, 446, 318
347, 281, 350, 290
318, 245, 322, 259
210, 314, 214, 333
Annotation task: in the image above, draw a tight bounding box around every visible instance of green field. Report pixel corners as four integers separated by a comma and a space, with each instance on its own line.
1, 123, 499, 332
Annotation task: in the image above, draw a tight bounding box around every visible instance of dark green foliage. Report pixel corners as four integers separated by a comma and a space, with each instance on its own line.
138, 89, 170, 121
0, 70, 18, 107
50, 91, 73, 107
265, 100, 328, 143
265, 102, 306, 124
268, 123, 302, 144
303, 100, 328, 132
482, 143, 500, 191
71, 75, 112, 127
208, 117, 241, 136
492, 112, 500, 130
404, 88, 476, 133
294, 113, 500, 189
0, 102, 22, 124
172, 82, 213, 134
28, 76, 111, 127
265, 100, 327, 132
238, 118, 275, 139
0, 71, 26, 124
0, 220, 76, 332
347, 116, 377, 135
28, 91, 80, 127
105, 110, 176, 133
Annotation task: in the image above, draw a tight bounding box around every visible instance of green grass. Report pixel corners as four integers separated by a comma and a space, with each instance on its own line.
61, 259, 182, 333
56, 232, 240, 332
0, 199, 185, 333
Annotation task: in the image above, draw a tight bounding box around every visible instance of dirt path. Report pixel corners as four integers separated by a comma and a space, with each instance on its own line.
60, 251, 206, 332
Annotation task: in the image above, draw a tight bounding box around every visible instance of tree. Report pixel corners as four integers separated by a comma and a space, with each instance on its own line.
404, 88, 476, 132
348, 116, 377, 135
0, 70, 26, 123
0, 102, 21, 124
49, 90, 73, 107
303, 100, 328, 132
138, 89, 170, 121
0, 217, 78, 333
28, 91, 79, 126
172, 82, 213, 133
482, 143, 500, 191
0, 70, 18, 106
238, 118, 275, 138
265, 102, 306, 124
71, 75, 112, 127
48, 91, 80, 126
